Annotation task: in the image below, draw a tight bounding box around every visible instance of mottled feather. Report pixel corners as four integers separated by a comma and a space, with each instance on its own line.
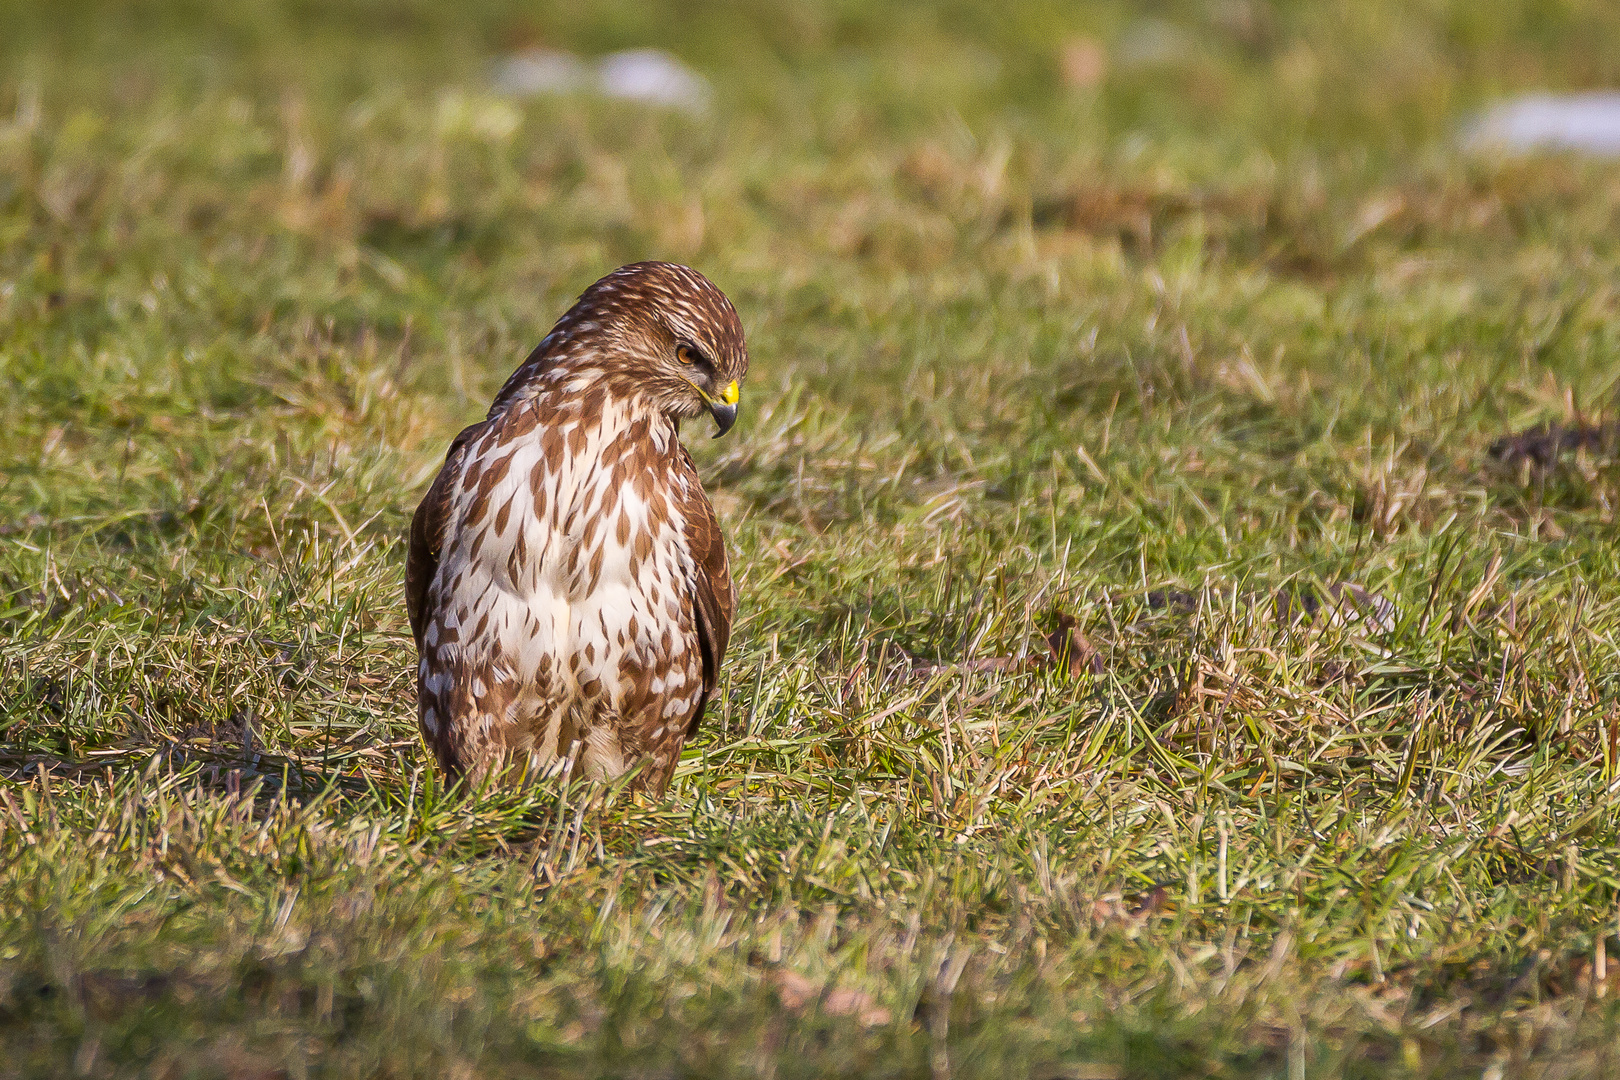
407, 262, 747, 795
676, 443, 734, 738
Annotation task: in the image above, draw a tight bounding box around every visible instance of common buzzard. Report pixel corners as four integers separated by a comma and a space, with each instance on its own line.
406, 262, 746, 795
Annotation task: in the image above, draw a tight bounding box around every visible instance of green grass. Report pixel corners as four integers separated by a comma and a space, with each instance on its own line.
6, 1, 1620, 1076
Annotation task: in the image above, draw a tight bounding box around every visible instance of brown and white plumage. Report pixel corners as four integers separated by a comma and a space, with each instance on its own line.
406, 262, 747, 795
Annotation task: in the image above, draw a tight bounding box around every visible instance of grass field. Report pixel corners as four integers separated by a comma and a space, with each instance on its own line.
7, 1, 1620, 1076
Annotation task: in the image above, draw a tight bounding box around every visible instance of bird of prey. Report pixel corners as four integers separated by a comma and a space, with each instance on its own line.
406, 262, 746, 795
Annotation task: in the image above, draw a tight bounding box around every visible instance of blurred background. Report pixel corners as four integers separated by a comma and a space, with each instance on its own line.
8, 0, 1620, 146
4, 0, 1620, 539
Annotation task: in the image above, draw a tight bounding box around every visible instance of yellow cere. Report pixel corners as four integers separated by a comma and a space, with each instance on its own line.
721, 379, 740, 405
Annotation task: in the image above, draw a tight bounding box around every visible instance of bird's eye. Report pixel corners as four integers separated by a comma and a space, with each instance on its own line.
675, 342, 701, 366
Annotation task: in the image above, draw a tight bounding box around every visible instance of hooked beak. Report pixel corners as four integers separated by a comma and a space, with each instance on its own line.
704, 379, 740, 438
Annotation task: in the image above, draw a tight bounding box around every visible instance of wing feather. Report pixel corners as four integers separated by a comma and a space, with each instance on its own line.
405, 422, 486, 647
676, 446, 735, 738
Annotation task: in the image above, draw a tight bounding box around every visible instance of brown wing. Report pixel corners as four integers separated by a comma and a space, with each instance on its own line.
405, 422, 487, 647
675, 446, 736, 739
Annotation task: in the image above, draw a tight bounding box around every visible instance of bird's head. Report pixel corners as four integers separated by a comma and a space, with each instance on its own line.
558, 261, 749, 438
